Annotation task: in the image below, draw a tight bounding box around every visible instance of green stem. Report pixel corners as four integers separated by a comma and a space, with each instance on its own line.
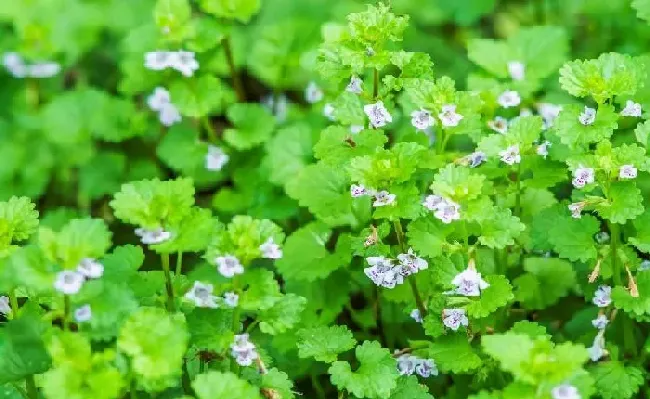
222, 36, 245, 102
514, 162, 522, 218
161, 254, 175, 311
175, 252, 184, 276
393, 220, 427, 317
373, 68, 379, 100
436, 129, 446, 154
8, 289, 19, 320
63, 296, 70, 331
201, 118, 218, 143
609, 222, 621, 286
25, 375, 37, 399
311, 374, 326, 399
181, 360, 193, 395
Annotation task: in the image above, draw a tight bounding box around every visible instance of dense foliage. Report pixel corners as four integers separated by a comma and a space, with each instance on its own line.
2, 0, 650, 398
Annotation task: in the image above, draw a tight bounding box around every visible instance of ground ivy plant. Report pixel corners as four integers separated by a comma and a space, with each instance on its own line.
2, 1, 650, 398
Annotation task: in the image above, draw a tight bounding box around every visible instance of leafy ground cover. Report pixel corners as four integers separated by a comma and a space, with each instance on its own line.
2, 0, 650, 398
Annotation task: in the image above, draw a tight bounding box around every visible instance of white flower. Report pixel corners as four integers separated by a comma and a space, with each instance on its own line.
259, 237, 283, 259
578, 106, 596, 126
397, 248, 428, 274
499, 144, 521, 165
77, 258, 104, 279
588, 331, 607, 362
592, 314, 609, 330
215, 255, 244, 278
411, 109, 435, 131
434, 200, 461, 224
551, 384, 581, 399
364, 257, 403, 289
135, 227, 172, 245
323, 103, 336, 121
497, 90, 521, 108
351, 184, 369, 198
145, 51, 173, 71
346, 76, 363, 94
373, 190, 396, 207
2, 52, 26, 77
507, 61, 525, 81
594, 232, 610, 244
619, 164, 637, 180
640, 260, 650, 271
158, 104, 182, 126
422, 194, 445, 211
537, 141, 551, 158
184, 281, 219, 308
438, 104, 463, 127
54, 271, 85, 295
364, 101, 392, 128
442, 308, 469, 331
396, 354, 417, 375
231, 334, 259, 366
205, 145, 229, 171
410, 309, 423, 323
169, 50, 199, 77
592, 285, 612, 307
620, 100, 642, 117
414, 358, 438, 378
223, 292, 239, 308
0, 296, 11, 316
487, 116, 508, 134
147, 87, 171, 111
350, 125, 364, 134
572, 166, 595, 188
537, 103, 563, 129
74, 305, 92, 323
568, 202, 585, 219
467, 151, 487, 168
452, 265, 489, 297
305, 81, 324, 103
27, 62, 61, 78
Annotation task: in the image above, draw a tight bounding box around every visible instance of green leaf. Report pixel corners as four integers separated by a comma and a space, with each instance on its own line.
476, 207, 525, 249
547, 212, 599, 262
314, 127, 387, 168
198, 0, 261, 23
559, 53, 644, 103
224, 103, 276, 150
170, 76, 224, 118
346, 3, 409, 47
186, 308, 234, 353
276, 222, 352, 281
427, 334, 482, 373
38, 219, 112, 269
0, 315, 51, 384
405, 217, 450, 259
193, 371, 263, 399
259, 369, 295, 399
629, 209, 650, 253
328, 341, 399, 399
634, 120, 650, 147
258, 293, 306, 335
553, 104, 618, 148
429, 164, 485, 202
348, 143, 426, 189
154, 0, 192, 41
264, 123, 315, 187
514, 258, 576, 310
612, 271, 650, 321
117, 307, 189, 392
151, 207, 219, 254
238, 268, 282, 311
593, 181, 644, 224
591, 362, 644, 399
79, 152, 127, 201
205, 215, 283, 264
0, 196, 39, 255
389, 376, 434, 399
297, 325, 356, 363
110, 178, 195, 229
632, 0, 650, 22
466, 275, 514, 318
0, 245, 55, 293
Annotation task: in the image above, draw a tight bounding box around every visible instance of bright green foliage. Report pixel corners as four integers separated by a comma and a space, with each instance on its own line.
0, 245, 55, 293
466, 275, 514, 318
39, 218, 112, 269
205, 215, 284, 264
348, 143, 426, 189
170, 76, 225, 118
0, 196, 39, 256
40, 332, 123, 399
427, 335, 482, 373
553, 104, 618, 148
224, 103, 276, 150
591, 362, 644, 399
238, 268, 282, 311
630, 209, 650, 252
329, 341, 399, 399
389, 376, 434, 399
514, 258, 576, 310
593, 181, 645, 223
117, 307, 189, 391
405, 217, 449, 259
612, 271, 650, 321
110, 178, 195, 229
186, 308, 234, 352
632, 0, 650, 22
559, 53, 644, 103
297, 325, 356, 363
0, 315, 51, 384
276, 222, 351, 281
314, 127, 387, 167
198, 0, 261, 23
546, 211, 600, 262
193, 372, 262, 399
152, 207, 218, 254
258, 293, 306, 334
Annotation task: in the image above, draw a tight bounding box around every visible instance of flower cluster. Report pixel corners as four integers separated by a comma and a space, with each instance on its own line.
54, 258, 105, 296
2, 52, 60, 79
572, 166, 595, 188
364, 101, 392, 128
451, 261, 490, 297
135, 227, 172, 245
442, 308, 469, 331
364, 249, 428, 289
350, 184, 397, 207
592, 285, 612, 307
499, 144, 521, 165
147, 87, 181, 126
144, 50, 199, 77
422, 194, 461, 223
231, 334, 259, 366
184, 281, 239, 309
215, 255, 244, 278
395, 353, 438, 378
